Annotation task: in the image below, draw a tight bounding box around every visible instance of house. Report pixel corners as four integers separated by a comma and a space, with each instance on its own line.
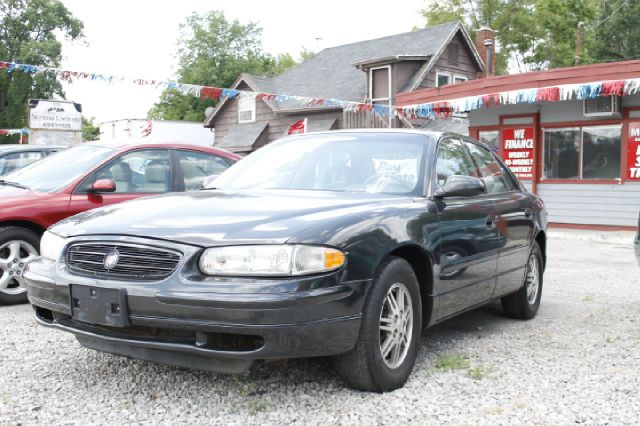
204, 21, 486, 154
396, 59, 640, 230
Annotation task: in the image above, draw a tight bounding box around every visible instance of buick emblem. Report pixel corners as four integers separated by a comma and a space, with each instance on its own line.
104, 249, 120, 270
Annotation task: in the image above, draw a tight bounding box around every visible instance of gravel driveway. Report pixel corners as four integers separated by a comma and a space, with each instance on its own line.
1, 231, 639, 424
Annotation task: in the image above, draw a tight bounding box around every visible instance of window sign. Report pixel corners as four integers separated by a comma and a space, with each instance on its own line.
502, 127, 535, 180
628, 121, 640, 180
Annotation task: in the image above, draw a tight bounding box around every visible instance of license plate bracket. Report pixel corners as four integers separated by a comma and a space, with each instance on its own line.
69, 285, 129, 327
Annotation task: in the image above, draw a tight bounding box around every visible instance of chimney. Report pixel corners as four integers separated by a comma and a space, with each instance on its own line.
475, 26, 496, 77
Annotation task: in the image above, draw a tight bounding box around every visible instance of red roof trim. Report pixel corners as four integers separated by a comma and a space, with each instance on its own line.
397, 60, 640, 106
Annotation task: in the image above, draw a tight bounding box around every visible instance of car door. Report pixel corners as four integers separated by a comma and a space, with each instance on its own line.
68, 149, 172, 217
432, 137, 499, 321
463, 139, 534, 297
172, 149, 234, 191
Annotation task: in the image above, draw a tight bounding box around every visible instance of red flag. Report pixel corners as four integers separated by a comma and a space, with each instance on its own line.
287, 118, 307, 135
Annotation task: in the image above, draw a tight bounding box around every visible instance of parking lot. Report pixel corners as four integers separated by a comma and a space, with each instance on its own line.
1, 231, 638, 424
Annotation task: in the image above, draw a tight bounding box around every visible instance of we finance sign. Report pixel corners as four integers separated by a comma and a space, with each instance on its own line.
502, 127, 535, 180
628, 123, 640, 180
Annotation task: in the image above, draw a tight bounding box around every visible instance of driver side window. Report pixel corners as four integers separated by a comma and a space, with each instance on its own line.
78, 149, 170, 193
435, 138, 478, 187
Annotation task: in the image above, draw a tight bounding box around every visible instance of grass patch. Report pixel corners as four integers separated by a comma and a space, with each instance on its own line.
247, 399, 270, 416
434, 353, 470, 371
582, 294, 594, 302
468, 365, 487, 380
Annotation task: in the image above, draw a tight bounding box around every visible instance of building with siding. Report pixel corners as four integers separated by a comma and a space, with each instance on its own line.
204, 21, 485, 154
397, 60, 640, 230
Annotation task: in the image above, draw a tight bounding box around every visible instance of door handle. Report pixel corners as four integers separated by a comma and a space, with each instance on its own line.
524, 209, 532, 218
485, 216, 495, 228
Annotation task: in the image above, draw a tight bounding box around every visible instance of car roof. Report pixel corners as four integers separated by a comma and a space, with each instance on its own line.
83, 140, 240, 160
0, 144, 66, 152
288, 128, 449, 140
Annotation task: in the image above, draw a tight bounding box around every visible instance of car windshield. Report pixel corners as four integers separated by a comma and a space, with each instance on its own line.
210, 133, 427, 195
4, 144, 115, 192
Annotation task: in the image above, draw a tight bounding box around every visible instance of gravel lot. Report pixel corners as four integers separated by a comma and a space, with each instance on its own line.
1, 231, 639, 424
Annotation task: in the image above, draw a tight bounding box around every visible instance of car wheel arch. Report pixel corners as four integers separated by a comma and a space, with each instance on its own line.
534, 230, 547, 270
385, 244, 434, 328
0, 220, 46, 238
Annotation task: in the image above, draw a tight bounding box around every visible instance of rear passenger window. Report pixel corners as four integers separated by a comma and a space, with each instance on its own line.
176, 150, 231, 191
464, 141, 515, 194
435, 138, 478, 187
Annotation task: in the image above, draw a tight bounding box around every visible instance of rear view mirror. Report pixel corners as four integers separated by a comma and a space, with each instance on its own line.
90, 179, 116, 193
435, 175, 485, 198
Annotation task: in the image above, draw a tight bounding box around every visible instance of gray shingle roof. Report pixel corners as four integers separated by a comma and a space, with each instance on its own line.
248, 21, 462, 104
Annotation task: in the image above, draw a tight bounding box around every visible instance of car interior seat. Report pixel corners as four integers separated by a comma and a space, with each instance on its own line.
140, 160, 169, 192
110, 162, 133, 192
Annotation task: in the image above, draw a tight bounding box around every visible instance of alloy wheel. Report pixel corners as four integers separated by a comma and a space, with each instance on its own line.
525, 254, 539, 304
379, 282, 413, 369
0, 240, 38, 295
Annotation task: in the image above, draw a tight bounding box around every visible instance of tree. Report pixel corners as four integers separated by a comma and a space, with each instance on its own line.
300, 48, 315, 62
0, 0, 83, 142
82, 117, 99, 141
149, 11, 293, 121
420, 0, 598, 72
590, 0, 640, 63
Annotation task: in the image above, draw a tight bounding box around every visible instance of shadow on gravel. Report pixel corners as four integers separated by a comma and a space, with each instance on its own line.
52, 302, 522, 394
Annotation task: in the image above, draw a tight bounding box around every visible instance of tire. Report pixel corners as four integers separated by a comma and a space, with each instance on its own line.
0, 226, 40, 305
501, 241, 543, 320
335, 256, 422, 392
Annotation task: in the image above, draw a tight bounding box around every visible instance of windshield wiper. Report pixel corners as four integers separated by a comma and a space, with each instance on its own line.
0, 180, 29, 190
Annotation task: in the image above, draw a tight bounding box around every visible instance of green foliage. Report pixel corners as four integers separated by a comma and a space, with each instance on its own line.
149, 11, 296, 121
591, 0, 640, 63
420, 0, 600, 71
81, 116, 99, 141
299, 48, 315, 62
433, 352, 470, 371
0, 0, 84, 142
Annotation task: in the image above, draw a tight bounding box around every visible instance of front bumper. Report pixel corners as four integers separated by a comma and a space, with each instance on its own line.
26, 238, 369, 372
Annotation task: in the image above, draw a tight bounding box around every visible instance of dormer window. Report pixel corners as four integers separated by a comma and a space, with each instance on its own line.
369, 66, 391, 104
238, 96, 256, 123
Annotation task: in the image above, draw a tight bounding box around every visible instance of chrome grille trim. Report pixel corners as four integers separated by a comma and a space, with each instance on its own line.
65, 242, 182, 281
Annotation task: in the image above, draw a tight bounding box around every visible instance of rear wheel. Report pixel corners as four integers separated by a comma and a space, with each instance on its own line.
0, 227, 40, 305
501, 241, 543, 320
335, 257, 421, 392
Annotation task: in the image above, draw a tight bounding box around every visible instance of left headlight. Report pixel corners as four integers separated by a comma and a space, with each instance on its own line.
40, 231, 67, 261
199, 245, 345, 276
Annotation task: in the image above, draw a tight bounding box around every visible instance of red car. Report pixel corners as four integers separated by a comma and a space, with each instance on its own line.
0, 141, 239, 304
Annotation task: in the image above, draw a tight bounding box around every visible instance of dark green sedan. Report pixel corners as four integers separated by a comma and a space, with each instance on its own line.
26, 130, 547, 392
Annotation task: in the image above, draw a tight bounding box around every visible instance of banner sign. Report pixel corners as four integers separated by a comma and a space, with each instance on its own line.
29, 100, 82, 131
502, 127, 535, 180
628, 121, 640, 180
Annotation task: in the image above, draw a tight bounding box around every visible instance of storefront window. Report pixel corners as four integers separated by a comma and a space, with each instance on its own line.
582, 126, 621, 179
543, 128, 579, 179
478, 130, 499, 153
543, 125, 621, 180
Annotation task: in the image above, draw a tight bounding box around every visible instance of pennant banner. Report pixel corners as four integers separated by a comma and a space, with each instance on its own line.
2, 60, 640, 121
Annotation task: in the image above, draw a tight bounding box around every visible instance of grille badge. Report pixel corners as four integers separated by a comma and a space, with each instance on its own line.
103, 249, 120, 270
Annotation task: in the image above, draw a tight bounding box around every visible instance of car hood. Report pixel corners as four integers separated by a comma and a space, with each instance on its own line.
0, 185, 54, 211
52, 189, 414, 246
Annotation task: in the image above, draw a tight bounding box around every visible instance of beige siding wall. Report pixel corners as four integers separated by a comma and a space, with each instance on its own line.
537, 183, 640, 227
421, 33, 480, 89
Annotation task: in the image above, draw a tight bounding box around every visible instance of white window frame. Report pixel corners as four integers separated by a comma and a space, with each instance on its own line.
238, 96, 256, 124
369, 65, 392, 104
436, 71, 452, 87
453, 74, 468, 84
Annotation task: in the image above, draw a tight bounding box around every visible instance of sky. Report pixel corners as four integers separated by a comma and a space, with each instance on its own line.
59, 0, 426, 124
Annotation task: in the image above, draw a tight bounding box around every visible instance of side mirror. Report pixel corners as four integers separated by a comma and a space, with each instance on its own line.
201, 174, 220, 189
90, 179, 116, 193
434, 175, 486, 198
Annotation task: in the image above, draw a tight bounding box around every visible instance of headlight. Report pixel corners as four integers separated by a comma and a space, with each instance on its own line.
40, 231, 67, 261
199, 245, 345, 276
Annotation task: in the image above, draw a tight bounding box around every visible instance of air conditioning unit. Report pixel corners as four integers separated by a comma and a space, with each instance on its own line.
583, 95, 621, 117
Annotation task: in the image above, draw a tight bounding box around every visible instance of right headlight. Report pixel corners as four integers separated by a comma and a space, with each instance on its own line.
39, 231, 67, 261
198, 245, 345, 276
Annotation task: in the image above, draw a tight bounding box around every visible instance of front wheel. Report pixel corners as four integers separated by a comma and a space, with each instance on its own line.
335, 257, 421, 392
501, 241, 543, 320
0, 227, 40, 305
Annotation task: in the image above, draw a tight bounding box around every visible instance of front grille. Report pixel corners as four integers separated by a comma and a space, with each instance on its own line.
66, 242, 181, 281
